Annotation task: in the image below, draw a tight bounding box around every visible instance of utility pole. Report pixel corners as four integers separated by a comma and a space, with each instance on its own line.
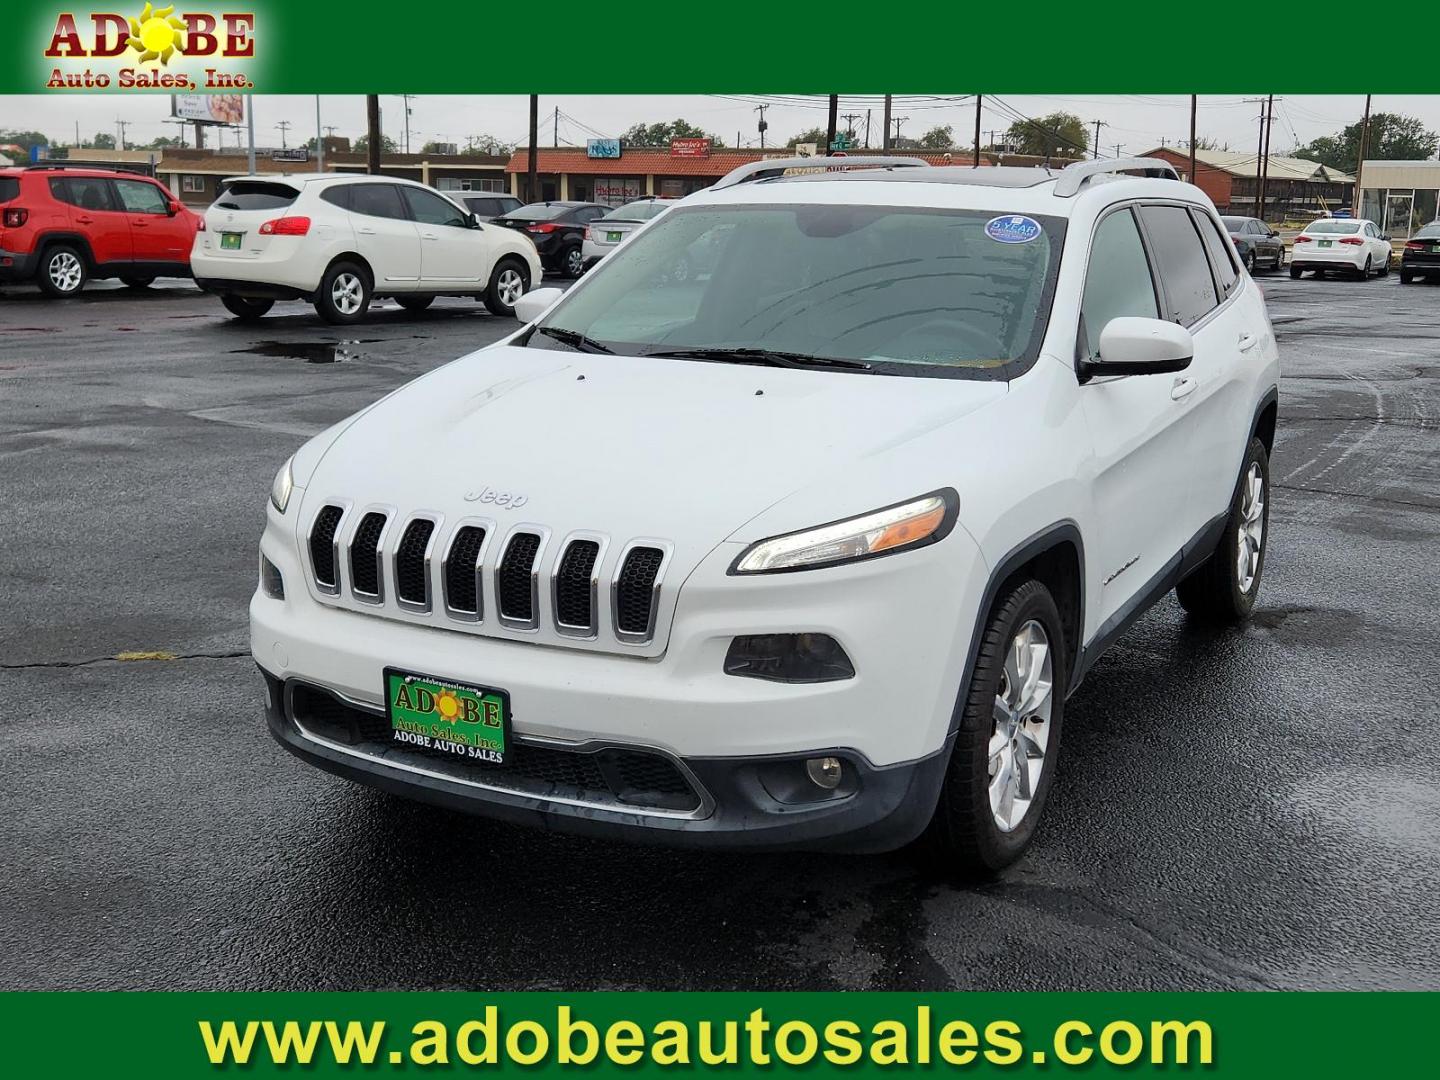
754, 103, 769, 149
891, 116, 909, 145
527, 94, 538, 203
275, 120, 291, 150
1189, 94, 1197, 183
1113, 143, 1124, 159
1091, 119, 1106, 159
247, 98, 257, 174
74, 120, 80, 147
553, 106, 559, 148
1245, 97, 1267, 216
1258, 94, 1277, 222
864, 108, 871, 149
972, 94, 982, 166
840, 112, 863, 146
365, 94, 381, 175
1354, 93, 1372, 215
402, 94, 412, 154
115, 119, 128, 150
315, 95, 324, 173
826, 94, 839, 152
882, 94, 892, 150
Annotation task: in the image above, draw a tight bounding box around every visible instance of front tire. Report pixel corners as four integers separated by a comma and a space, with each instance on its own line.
925, 579, 1066, 876
37, 245, 87, 298
484, 257, 529, 317
1176, 437, 1270, 623
315, 261, 371, 325
220, 294, 274, 321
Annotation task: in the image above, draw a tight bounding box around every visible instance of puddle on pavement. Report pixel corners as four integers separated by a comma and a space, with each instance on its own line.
1249, 604, 1362, 645
231, 339, 381, 364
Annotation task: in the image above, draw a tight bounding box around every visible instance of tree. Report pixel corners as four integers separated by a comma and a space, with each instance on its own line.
1187, 135, 1231, 152
0, 129, 51, 154
620, 119, 725, 148
786, 127, 829, 148
1294, 113, 1437, 174
1003, 111, 1088, 159
135, 135, 185, 150
460, 134, 513, 156
91, 132, 116, 150
918, 125, 954, 150
352, 133, 397, 155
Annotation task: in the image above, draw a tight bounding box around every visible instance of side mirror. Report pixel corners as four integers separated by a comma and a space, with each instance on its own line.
1269, 229, 1280, 238
1381, 234, 1390, 242
167, 199, 182, 216
513, 286, 566, 325
467, 212, 482, 229
1081, 317, 1194, 379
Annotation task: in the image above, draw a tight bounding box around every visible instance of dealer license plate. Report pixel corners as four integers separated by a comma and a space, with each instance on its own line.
384, 668, 509, 764
1318, 239, 1333, 248
220, 232, 243, 250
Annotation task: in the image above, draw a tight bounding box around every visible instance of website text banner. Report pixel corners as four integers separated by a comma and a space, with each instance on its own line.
1, 992, 1436, 1076
11, 1, 1440, 95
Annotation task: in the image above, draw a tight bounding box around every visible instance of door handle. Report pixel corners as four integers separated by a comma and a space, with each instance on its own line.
76, 216, 94, 224
1170, 377, 1198, 401
133, 221, 148, 228
356, 227, 376, 235
1237, 332, 1258, 352
421, 232, 439, 241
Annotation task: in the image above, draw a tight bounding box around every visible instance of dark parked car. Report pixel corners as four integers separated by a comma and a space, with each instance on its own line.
461, 193, 523, 221
1221, 216, 1285, 273
1400, 222, 1440, 284
493, 201, 610, 277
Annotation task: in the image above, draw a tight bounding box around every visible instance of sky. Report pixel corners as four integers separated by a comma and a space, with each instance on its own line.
3, 93, 1439, 158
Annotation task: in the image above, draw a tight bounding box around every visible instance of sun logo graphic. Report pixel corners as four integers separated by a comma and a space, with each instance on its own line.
125, 3, 188, 65
434, 690, 463, 724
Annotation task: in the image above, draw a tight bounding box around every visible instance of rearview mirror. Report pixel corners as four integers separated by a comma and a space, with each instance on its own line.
513, 286, 566, 325
1081, 317, 1194, 379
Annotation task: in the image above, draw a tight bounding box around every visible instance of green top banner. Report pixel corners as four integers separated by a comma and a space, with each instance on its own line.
10, 1, 1440, 94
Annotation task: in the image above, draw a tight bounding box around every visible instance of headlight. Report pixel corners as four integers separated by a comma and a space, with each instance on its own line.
269, 456, 294, 514
730, 490, 956, 574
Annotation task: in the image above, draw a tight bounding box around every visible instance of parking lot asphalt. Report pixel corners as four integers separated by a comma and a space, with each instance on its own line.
2, 275, 1437, 990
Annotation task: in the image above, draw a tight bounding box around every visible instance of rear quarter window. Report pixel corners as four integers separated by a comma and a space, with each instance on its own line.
213, 181, 299, 210
0, 178, 18, 203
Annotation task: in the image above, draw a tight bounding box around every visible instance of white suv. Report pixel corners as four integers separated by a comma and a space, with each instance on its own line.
251, 156, 1279, 873
192, 175, 542, 324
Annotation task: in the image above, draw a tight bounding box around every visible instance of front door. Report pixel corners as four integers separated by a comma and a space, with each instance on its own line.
113, 178, 187, 263
400, 186, 488, 286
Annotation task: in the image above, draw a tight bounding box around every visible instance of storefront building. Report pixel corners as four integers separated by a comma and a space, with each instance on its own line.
1358, 160, 1440, 240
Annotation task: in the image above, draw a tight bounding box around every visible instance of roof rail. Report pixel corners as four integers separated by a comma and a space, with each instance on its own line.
1052, 156, 1180, 198
712, 155, 929, 190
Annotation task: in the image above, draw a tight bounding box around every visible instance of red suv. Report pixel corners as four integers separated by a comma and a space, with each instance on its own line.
0, 166, 200, 297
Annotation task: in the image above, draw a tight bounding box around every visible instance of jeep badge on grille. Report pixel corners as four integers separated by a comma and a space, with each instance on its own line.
464, 486, 528, 509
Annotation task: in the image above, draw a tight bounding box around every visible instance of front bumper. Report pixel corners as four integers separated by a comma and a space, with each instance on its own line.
260, 666, 950, 852
0, 247, 37, 282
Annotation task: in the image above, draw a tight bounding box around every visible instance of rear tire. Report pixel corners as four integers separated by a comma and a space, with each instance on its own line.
1176, 437, 1270, 624
315, 261, 371, 325
37, 244, 87, 298
1289, 265, 1302, 279
484, 257, 529, 317
924, 579, 1067, 877
1400, 270, 1415, 284
1378, 256, 1390, 277
120, 275, 156, 289
220, 294, 274, 321
396, 295, 435, 313
1243, 250, 1256, 274
559, 244, 584, 279
1356, 256, 1371, 280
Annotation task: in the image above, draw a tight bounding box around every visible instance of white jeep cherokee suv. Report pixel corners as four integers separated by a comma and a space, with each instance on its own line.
252, 156, 1279, 873
192, 174, 542, 324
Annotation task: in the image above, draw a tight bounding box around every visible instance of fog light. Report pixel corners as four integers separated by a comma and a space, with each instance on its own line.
806, 756, 843, 789
724, 633, 855, 683
260, 554, 284, 599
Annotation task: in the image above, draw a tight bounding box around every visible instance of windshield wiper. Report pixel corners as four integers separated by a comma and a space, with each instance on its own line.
646, 347, 871, 372
533, 326, 614, 354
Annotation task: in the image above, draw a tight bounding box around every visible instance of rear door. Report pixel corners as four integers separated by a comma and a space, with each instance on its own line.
399, 185, 486, 286
50, 176, 132, 265
344, 182, 423, 287
204, 180, 302, 264
113, 177, 187, 263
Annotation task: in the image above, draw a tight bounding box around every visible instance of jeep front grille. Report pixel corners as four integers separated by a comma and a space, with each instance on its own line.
305, 505, 671, 647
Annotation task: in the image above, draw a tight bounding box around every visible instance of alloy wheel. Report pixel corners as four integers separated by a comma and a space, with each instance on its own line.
565, 248, 583, 276
497, 268, 524, 306
332, 272, 364, 315
49, 251, 83, 293
1236, 462, 1265, 594
988, 619, 1054, 833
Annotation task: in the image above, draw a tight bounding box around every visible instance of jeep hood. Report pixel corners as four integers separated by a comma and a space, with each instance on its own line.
300, 344, 1005, 550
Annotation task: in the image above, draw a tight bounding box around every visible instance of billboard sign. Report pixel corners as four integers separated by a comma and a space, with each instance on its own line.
171, 93, 245, 125
587, 138, 621, 159
670, 137, 711, 158
271, 147, 309, 163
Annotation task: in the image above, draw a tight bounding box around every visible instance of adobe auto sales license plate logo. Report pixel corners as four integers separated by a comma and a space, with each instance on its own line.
386, 670, 508, 764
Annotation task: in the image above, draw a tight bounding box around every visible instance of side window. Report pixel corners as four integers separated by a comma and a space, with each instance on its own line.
1193, 209, 1239, 294
1137, 204, 1219, 325
114, 179, 169, 214
348, 183, 407, 220
50, 177, 115, 211
400, 187, 468, 227
576, 207, 605, 223
1079, 208, 1160, 358
320, 186, 351, 211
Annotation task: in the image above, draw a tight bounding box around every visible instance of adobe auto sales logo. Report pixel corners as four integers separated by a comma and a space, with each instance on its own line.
42, 4, 257, 92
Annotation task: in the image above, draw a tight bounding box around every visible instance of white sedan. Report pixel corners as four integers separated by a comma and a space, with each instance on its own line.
192, 174, 542, 324
579, 198, 674, 272
1289, 218, 1392, 280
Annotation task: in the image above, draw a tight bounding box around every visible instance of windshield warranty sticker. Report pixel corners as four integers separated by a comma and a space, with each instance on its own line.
985, 215, 1042, 244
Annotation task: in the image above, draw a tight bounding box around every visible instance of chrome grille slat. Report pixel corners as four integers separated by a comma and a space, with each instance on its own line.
393, 516, 439, 613
552, 534, 606, 638
308, 505, 346, 594
496, 529, 547, 630
349, 511, 389, 603
442, 523, 490, 620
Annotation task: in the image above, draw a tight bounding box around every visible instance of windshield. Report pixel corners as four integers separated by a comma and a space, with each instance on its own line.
1309, 221, 1361, 235
529, 203, 1062, 379
508, 203, 570, 221
603, 200, 670, 222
